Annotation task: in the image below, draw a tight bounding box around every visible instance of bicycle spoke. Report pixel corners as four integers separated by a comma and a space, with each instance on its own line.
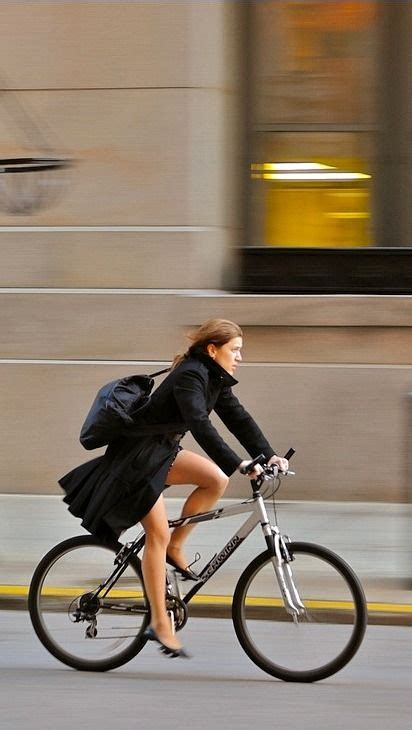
233, 543, 367, 682
29, 536, 149, 671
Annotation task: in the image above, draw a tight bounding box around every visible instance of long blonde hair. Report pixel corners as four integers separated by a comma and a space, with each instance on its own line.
172, 318, 243, 369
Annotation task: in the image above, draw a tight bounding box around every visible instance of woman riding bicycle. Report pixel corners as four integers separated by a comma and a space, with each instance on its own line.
60, 318, 288, 657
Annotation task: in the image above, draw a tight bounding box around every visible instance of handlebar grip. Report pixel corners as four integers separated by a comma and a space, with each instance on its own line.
283, 448, 295, 461
239, 453, 266, 475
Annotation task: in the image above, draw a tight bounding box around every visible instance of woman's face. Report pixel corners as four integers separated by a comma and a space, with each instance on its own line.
208, 336, 243, 375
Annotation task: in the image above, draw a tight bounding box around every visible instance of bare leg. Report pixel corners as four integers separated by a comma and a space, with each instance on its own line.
140, 494, 181, 651
166, 450, 229, 569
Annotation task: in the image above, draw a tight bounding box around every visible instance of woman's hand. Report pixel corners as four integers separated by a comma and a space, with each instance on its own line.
238, 460, 264, 479
268, 455, 289, 473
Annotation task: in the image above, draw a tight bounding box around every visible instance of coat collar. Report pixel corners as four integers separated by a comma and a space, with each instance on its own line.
189, 350, 238, 387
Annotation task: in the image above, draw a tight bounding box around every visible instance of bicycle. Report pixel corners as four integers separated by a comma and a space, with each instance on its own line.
28, 451, 368, 682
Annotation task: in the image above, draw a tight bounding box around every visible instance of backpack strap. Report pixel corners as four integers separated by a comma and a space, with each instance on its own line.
149, 367, 172, 378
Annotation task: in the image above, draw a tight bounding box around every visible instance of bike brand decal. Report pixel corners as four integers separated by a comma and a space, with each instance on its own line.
201, 536, 242, 581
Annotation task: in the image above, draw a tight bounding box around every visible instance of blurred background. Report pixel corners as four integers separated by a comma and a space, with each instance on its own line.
0, 0, 411, 510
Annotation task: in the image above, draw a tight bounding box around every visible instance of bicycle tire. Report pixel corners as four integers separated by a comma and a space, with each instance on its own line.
232, 541, 367, 682
28, 535, 149, 672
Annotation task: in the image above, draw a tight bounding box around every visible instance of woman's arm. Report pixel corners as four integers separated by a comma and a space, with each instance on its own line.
215, 389, 289, 472
214, 386, 276, 462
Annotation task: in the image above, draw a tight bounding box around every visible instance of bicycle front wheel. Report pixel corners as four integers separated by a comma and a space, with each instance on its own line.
29, 535, 149, 672
232, 542, 367, 682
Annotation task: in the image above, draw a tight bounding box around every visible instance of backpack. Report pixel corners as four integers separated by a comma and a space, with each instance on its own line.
79, 367, 171, 451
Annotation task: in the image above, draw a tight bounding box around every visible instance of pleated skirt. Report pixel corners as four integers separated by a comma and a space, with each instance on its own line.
59, 434, 181, 543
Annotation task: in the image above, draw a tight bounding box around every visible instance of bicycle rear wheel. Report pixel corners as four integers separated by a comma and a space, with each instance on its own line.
232, 542, 367, 682
28, 535, 149, 672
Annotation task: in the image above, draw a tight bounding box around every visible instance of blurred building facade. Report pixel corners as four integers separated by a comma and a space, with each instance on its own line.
0, 1, 411, 502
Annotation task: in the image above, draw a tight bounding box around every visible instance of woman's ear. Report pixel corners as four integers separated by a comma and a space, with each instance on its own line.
206, 343, 217, 359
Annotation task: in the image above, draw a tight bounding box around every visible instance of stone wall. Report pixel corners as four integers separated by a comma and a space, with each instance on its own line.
1, 291, 411, 502
0, 3, 411, 502
0, 1, 242, 287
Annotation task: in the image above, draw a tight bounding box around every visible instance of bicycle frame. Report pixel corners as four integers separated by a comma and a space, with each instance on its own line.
169, 493, 275, 602
169, 492, 304, 617
100, 486, 305, 619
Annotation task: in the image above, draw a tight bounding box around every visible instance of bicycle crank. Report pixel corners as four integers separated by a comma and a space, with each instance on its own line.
166, 594, 188, 631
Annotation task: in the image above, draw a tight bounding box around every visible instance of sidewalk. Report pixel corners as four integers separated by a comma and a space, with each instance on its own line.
1, 494, 411, 623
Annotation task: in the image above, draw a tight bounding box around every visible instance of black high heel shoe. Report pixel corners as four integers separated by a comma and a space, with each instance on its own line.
166, 553, 199, 581
143, 627, 191, 659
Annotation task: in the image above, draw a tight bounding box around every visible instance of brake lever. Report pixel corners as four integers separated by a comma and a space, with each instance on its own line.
263, 465, 278, 479
263, 466, 295, 479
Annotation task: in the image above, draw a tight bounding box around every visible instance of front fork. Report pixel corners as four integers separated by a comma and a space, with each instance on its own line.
263, 523, 306, 620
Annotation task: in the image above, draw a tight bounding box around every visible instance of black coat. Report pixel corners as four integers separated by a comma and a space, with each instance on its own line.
59, 351, 276, 542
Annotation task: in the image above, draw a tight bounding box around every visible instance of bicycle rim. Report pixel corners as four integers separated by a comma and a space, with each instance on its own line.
29, 536, 149, 671
232, 542, 367, 682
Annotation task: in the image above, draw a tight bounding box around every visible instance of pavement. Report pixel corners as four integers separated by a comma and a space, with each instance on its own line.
1, 494, 411, 624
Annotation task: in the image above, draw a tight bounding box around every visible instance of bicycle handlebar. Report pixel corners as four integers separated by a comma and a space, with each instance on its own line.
239, 449, 296, 477
239, 454, 266, 474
